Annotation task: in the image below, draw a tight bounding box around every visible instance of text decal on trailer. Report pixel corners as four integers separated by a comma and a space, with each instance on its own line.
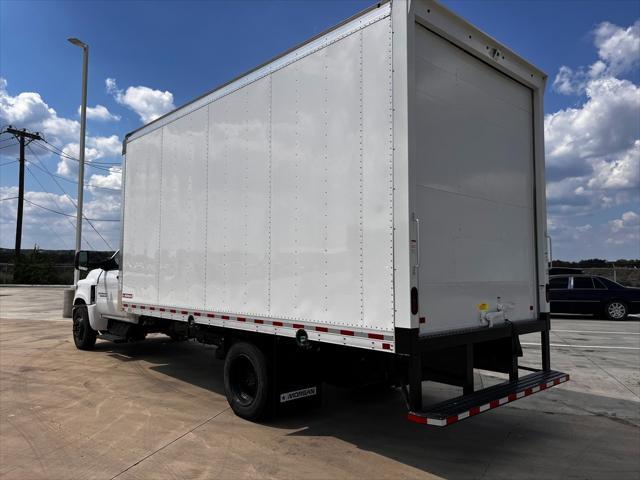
280, 387, 317, 403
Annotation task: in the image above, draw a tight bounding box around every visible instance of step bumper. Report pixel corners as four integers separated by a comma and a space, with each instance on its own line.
407, 370, 569, 427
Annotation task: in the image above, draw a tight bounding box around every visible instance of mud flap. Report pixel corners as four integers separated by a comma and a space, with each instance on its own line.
270, 337, 323, 415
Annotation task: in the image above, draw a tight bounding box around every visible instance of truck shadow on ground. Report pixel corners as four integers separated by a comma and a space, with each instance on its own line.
94, 336, 640, 479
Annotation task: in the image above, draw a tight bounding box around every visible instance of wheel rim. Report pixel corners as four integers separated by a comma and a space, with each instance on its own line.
229, 354, 258, 407
608, 302, 626, 319
73, 311, 84, 341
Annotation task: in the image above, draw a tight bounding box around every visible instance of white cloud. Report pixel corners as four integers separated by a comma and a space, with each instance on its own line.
56, 135, 122, 177
545, 76, 640, 218
610, 211, 640, 232
546, 19, 640, 260
0, 77, 79, 144
606, 211, 640, 248
588, 140, 640, 190
546, 77, 640, 170
79, 104, 120, 122
88, 167, 122, 196
594, 20, 640, 76
552, 66, 580, 95
0, 186, 120, 250
106, 77, 174, 124
552, 20, 640, 95
0, 79, 122, 250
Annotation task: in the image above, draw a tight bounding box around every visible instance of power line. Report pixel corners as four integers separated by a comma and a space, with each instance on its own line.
0, 160, 19, 167
34, 140, 110, 170
3, 127, 118, 251
40, 138, 122, 169
0, 142, 18, 150
25, 144, 116, 249
25, 167, 74, 249
26, 159, 121, 192
22, 198, 79, 218
27, 144, 117, 251
22, 198, 120, 222
25, 165, 89, 250
31, 141, 118, 174
0, 196, 19, 202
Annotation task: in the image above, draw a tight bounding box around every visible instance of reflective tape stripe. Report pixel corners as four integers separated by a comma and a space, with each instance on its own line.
407, 374, 570, 427
120, 301, 395, 352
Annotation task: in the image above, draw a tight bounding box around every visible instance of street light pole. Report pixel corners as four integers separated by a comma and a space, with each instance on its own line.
68, 37, 88, 286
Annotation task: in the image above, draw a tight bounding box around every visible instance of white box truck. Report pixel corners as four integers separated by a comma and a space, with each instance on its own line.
73, 0, 568, 425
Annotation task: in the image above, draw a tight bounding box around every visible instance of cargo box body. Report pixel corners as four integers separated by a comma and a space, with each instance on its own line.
120, 0, 548, 354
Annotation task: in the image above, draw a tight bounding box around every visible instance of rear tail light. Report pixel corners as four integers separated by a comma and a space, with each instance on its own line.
411, 287, 419, 315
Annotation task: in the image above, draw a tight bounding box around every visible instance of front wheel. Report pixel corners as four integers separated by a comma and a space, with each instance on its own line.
223, 342, 271, 421
72, 305, 97, 350
605, 301, 628, 321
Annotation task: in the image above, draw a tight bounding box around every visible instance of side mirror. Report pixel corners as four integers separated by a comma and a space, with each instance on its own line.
74, 251, 93, 271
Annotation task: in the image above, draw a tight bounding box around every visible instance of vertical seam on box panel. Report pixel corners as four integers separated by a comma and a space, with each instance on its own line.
243, 89, 249, 308
359, 29, 365, 325
323, 47, 329, 314
203, 105, 210, 308
388, 16, 395, 325
294, 61, 300, 312
188, 118, 194, 301
222, 100, 229, 308
157, 128, 164, 305
267, 74, 273, 314
119, 150, 126, 304
389, 14, 397, 326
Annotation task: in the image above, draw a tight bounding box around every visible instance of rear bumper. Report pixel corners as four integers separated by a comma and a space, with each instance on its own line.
396, 315, 557, 419
420, 318, 547, 351
396, 317, 549, 355
408, 370, 569, 426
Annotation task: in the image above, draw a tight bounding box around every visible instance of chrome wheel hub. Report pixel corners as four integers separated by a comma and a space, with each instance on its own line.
608, 302, 625, 319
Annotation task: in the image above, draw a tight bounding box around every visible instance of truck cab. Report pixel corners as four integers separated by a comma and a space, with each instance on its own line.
72, 251, 128, 348
72, 250, 188, 350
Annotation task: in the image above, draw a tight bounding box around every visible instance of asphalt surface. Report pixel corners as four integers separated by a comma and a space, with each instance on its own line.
0, 287, 638, 480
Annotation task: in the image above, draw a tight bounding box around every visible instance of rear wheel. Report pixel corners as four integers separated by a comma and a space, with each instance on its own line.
224, 341, 270, 421
605, 301, 628, 321
72, 305, 97, 350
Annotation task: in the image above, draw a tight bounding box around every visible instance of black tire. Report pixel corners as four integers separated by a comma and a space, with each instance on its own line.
72, 305, 97, 350
223, 341, 270, 421
605, 300, 628, 321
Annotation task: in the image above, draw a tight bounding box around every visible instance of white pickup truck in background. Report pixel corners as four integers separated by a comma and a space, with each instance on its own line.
72, 0, 568, 425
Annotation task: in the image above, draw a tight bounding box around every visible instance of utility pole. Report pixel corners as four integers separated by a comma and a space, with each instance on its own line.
5, 127, 43, 257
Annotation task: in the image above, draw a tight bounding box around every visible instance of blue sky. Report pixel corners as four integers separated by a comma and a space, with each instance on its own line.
1, 0, 638, 259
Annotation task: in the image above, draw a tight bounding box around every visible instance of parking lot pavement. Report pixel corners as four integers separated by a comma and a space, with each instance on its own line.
1, 287, 639, 480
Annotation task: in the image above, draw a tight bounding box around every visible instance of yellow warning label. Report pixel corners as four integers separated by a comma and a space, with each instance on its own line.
477, 303, 489, 311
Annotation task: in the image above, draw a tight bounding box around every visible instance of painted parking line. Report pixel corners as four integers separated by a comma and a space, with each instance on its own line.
522, 342, 640, 350
552, 329, 640, 335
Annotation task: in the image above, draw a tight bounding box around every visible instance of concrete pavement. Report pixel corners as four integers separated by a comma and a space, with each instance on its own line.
0, 287, 638, 479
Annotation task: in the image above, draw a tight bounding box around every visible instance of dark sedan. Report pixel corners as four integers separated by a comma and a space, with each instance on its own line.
549, 274, 640, 320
